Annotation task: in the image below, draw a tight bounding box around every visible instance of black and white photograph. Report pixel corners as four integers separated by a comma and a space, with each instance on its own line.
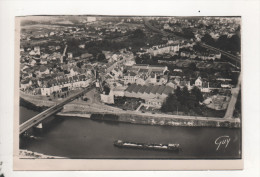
17, 15, 242, 161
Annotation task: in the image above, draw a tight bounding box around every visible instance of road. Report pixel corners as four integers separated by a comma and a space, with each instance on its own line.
19, 83, 95, 135
65, 99, 240, 123
224, 73, 241, 119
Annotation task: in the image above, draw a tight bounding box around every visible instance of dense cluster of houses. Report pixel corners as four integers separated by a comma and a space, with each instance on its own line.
20, 44, 97, 96
20, 17, 237, 113
100, 61, 234, 107
40, 75, 92, 96
160, 17, 240, 41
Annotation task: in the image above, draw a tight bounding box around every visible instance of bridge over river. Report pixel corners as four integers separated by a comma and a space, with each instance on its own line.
19, 83, 95, 135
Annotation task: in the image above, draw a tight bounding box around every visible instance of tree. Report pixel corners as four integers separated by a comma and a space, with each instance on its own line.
178, 86, 190, 107
175, 86, 182, 99
189, 62, 197, 71
87, 47, 102, 58
216, 35, 228, 49
103, 85, 110, 95
229, 34, 240, 52
97, 53, 106, 62
130, 29, 145, 39
191, 86, 203, 102
76, 61, 83, 68
201, 33, 215, 45
161, 93, 180, 113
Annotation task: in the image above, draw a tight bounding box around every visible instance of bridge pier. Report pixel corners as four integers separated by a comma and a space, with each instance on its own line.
36, 123, 43, 129
33, 123, 44, 135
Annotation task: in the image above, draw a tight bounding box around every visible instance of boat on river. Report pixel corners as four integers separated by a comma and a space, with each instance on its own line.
114, 140, 181, 152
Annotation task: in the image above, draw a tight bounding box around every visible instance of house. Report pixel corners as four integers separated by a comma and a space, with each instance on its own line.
68, 52, 73, 59
173, 69, 182, 72
38, 66, 50, 76
20, 79, 32, 90
21, 65, 29, 71
81, 53, 93, 60
124, 59, 136, 66
40, 58, 48, 65
55, 46, 61, 50
29, 59, 37, 66
78, 44, 85, 49
111, 53, 121, 62
166, 82, 177, 89
41, 53, 49, 59
34, 46, 40, 54
29, 50, 38, 56
110, 68, 123, 80
201, 82, 210, 93
147, 44, 179, 56
124, 71, 137, 85
70, 67, 80, 76
136, 75, 146, 85
100, 91, 114, 104
195, 77, 203, 87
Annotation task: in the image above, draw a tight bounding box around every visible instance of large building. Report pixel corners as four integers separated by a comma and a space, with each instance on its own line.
146, 44, 179, 56
123, 83, 174, 108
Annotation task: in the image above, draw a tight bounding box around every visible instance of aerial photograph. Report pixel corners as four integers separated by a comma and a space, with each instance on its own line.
18, 15, 241, 159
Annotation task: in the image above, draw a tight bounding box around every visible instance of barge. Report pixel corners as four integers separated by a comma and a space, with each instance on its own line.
114, 140, 181, 152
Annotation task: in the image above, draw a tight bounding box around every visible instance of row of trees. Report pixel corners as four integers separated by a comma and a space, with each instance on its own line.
161, 86, 204, 115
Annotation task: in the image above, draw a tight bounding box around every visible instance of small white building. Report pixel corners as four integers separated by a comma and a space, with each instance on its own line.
195, 77, 203, 87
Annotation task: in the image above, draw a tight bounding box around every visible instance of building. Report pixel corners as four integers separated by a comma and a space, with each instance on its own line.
81, 53, 93, 60
112, 87, 126, 97
68, 52, 73, 59
124, 71, 137, 85
101, 91, 114, 104
38, 66, 50, 77
147, 44, 179, 56
34, 46, 40, 54
40, 75, 92, 96
40, 58, 48, 65
123, 84, 174, 108
195, 77, 203, 87
20, 79, 32, 90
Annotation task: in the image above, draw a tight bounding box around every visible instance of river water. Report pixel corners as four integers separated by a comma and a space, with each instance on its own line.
20, 106, 241, 159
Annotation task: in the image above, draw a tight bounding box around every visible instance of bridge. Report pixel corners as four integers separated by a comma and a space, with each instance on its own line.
19, 82, 95, 135
198, 43, 241, 63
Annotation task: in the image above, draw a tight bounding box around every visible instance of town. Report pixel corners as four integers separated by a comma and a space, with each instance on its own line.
20, 16, 241, 118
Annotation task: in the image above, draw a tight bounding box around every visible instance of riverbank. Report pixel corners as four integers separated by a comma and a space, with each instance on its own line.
19, 149, 65, 159
20, 91, 56, 107
20, 97, 50, 112
20, 95, 241, 128
59, 110, 240, 128
57, 112, 91, 118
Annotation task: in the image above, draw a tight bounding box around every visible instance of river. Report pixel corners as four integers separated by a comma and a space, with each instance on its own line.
19, 106, 241, 159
